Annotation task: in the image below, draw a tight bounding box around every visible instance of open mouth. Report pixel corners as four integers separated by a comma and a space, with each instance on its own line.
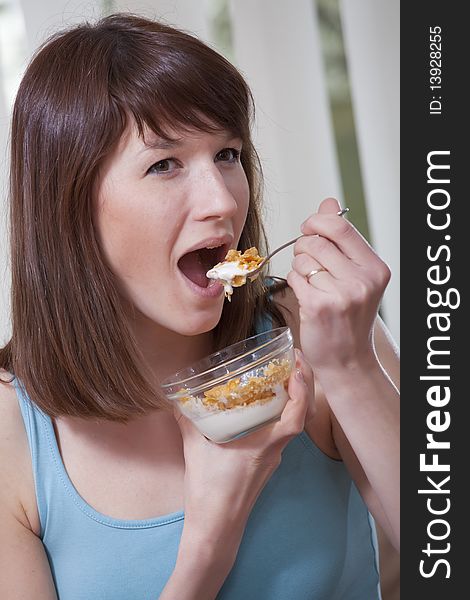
178, 244, 228, 288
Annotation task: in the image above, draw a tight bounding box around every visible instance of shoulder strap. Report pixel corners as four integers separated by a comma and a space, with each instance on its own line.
12, 378, 50, 537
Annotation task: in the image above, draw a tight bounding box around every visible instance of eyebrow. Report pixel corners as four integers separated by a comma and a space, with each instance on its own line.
140, 137, 183, 152
139, 131, 242, 154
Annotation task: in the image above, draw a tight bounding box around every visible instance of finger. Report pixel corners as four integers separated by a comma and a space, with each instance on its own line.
294, 235, 353, 279
287, 268, 333, 305
291, 253, 325, 278
301, 213, 377, 267
274, 350, 312, 438
291, 254, 337, 292
317, 197, 342, 215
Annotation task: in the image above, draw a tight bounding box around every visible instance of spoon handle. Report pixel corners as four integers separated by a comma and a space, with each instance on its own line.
256, 208, 349, 270
262, 235, 303, 263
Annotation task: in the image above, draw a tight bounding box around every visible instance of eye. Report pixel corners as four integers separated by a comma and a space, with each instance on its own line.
216, 148, 241, 163
146, 158, 179, 175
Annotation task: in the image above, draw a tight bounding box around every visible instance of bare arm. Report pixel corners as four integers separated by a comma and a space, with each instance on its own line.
328, 321, 400, 550
0, 515, 58, 599
330, 317, 399, 550
158, 520, 244, 599
275, 281, 400, 549
286, 198, 400, 551
159, 353, 313, 599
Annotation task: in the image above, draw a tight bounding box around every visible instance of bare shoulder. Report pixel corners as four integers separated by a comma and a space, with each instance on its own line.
271, 286, 341, 460
0, 370, 39, 534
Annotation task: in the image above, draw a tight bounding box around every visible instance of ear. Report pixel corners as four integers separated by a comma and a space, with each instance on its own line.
317, 197, 341, 215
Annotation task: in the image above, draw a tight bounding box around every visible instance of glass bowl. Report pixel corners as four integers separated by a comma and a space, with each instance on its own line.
161, 327, 294, 443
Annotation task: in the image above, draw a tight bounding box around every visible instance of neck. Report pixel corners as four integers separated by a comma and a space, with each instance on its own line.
127, 311, 215, 381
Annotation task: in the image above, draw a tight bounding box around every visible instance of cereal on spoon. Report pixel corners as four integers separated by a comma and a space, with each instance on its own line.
206, 247, 265, 300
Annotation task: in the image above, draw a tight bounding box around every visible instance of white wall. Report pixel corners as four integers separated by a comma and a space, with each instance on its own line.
19, 0, 104, 52
114, 0, 211, 38
341, 0, 400, 341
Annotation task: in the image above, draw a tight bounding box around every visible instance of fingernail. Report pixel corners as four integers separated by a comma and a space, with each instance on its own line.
295, 368, 304, 382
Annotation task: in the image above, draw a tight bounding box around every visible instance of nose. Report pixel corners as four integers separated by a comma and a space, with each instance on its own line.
191, 165, 239, 222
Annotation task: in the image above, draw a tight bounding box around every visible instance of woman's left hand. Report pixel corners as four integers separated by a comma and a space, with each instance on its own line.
287, 197, 391, 374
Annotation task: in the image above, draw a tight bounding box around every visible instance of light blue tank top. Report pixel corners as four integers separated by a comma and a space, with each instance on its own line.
14, 317, 381, 599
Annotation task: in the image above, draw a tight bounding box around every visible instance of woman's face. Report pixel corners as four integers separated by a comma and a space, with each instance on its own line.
95, 123, 250, 336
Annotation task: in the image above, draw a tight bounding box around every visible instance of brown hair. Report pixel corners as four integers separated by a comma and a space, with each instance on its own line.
0, 13, 286, 421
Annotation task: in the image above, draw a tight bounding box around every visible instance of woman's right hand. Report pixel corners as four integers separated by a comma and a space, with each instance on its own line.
159, 349, 313, 599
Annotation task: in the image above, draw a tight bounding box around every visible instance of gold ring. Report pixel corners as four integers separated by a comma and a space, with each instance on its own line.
306, 267, 327, 282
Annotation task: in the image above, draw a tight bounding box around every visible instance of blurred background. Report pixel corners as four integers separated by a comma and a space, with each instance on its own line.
0, 0, 399, 344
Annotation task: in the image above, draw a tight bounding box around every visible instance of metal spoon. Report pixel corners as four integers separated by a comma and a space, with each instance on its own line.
248, 207, 350, 279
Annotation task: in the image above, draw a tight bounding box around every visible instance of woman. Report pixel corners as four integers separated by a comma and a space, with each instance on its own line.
0, 13, 399, 599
